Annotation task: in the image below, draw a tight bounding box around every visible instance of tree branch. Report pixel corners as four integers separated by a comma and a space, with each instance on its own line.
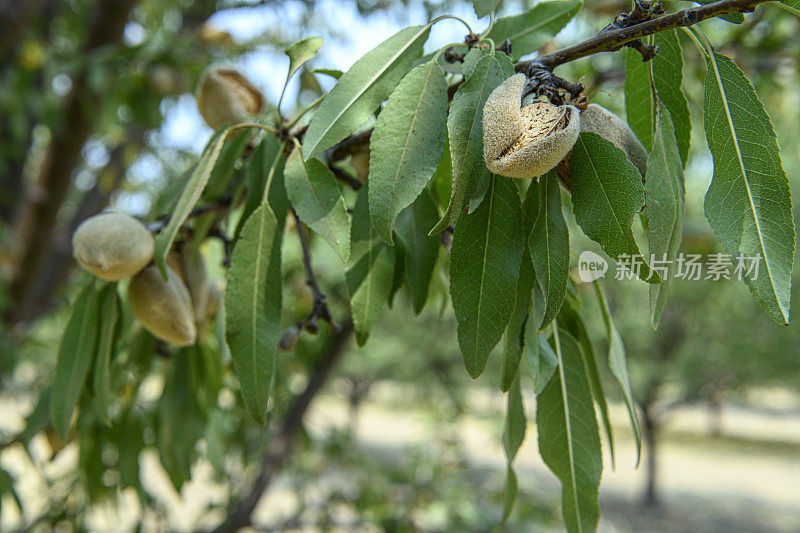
519, 0, 768, 71
319, 0, 768, 168
205, 320, 354, 533
291, 208, 338, 333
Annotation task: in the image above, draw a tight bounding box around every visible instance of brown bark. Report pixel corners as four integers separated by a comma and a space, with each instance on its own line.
640, 400, 661, 507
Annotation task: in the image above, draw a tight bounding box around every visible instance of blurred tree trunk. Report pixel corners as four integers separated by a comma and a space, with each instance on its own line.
640, 398, 661, 507
7, 0, 138, 325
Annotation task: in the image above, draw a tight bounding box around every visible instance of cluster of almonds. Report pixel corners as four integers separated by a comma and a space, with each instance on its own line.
69, 67, 264, 346
72, 210, 219, 347
483, 73, 647, 180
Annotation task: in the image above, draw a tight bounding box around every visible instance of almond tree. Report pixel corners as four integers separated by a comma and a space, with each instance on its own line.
2, 0, 799, 530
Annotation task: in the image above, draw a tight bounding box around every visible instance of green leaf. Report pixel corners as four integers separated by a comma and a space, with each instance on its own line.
624, 46, 655, 151
431, 53, 514, 234
594, 281, 641, 463
503, 374, 526, 460
202, 130, 250, 200
234, 135, 287, 242
303, 25, 431, 160
284, 147, 351, 262
474, 0, 501, 18
157, 348, 201, 490
502, 465, 518, 523
93, 284, 119, 425
502, 375, 526, 522
116, 408, 145, 491
285, 36, 324, 81
501, 254, 533, 392
485, 0, 583, 61
432, 135, 452, 209
154, 130, 226, 278
388, 240, 406, 308
647, 105, 685, 328
703, 52, 795, 324
395, 191, 440, 314
50, 281, 99, 439
529, 170, 570, 331
625, 31, 690, 165
530, 333, 558, 394
313, 68, 342, 80
779, 0, 800, 16
225, 205, 283, 424
154, 124, 256, 278
523, 279, 556, 393
536, 327, 602, 533
369, 60, 449, 244
346, 185, 397, 346
450, 176, 524, 378
461, 48, 486, 79
21, 386, 51, 444
653, 31, 691, 165
558, 296, 616, 469
570, 133, 661, 283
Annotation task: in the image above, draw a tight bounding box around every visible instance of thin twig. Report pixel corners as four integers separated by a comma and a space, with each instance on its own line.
292, 208, 339, 333
329, 165, 362, 190
146, 195, 233, 233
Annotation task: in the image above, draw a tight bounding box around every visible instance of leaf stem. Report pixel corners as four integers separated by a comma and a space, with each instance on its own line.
430, 14, 474, 35
286, 93, 327, 130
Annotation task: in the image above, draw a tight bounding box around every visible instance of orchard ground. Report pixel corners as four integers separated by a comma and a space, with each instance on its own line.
3, 382, 798, 531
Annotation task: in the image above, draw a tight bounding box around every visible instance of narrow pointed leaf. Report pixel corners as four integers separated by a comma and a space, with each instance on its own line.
529, 170, 570, 331
235, 135, 286, 242
523, 279, 557, 393
93, 284, 119, 425
570, 133, 661, 283
624, 46, 655, 151
388, 240, 406, 308
395, 191, 440, 314
501, 254, 533, 392
537, 328, 602, 533
647, 106, 685, 328
473, 0, 501, 18
154, 128, 229, 278
558, 296, 616, 468
450, 176, 524, 378
303, 25, 431, 160
703, 52, 795, 324
625, 31, 690, 165
502, 375, 526, 521
346, 185, 396, 346
595, 281, 641, 463
154, 124, 265, 278
486, 0, 583, 61
431, 53, 514, 234
369, 60, 448, 244
285, 36, 323, 81
285, 148, 351, 262
50, 281, 99, 439
652, 31, 691, 165
225, 205, 283, 424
